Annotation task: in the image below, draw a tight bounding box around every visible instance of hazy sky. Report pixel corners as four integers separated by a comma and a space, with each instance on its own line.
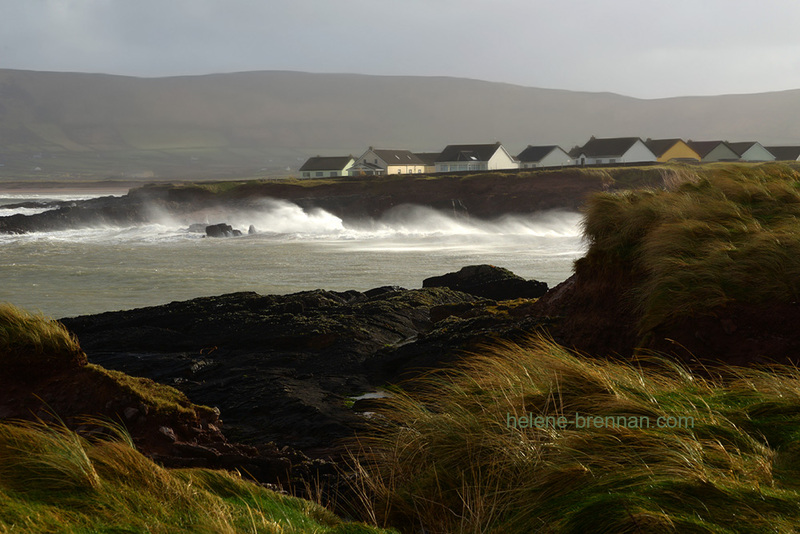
2, 0, 800, 99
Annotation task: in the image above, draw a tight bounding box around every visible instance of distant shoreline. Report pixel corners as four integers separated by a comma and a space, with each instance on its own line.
0, 180, 142, 195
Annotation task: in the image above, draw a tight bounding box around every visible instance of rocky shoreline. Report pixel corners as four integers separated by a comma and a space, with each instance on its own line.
59, 266, 545, 453
0, 168, 664, 234
0, 265, 536, 496
6, 256, 799, 500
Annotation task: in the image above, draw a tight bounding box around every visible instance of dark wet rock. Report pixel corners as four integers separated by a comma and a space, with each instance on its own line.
364, 285, 405, 299
62, 286, 481, 451
423, 264, 548, 300
248, 224, 257, 235
205, 223, 240, 237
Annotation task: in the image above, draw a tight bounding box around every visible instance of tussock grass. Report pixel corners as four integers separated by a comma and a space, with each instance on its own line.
347, 337, 800, 533
578, 163, 800, 332
0, 303, 86, 373
0, 419, 394, 533
84, 363, 219, 420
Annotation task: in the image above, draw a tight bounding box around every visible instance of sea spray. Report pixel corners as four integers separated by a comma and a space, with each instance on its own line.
1, 193, 586, 317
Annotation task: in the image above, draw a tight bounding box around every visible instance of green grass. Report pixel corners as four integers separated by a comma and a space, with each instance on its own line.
84, 364, 219, 420
577, 162, 800, 333
0, 303, 86, 374
347, 336, 800, 533
0, 303, 213, 421
0, 419, 395, 533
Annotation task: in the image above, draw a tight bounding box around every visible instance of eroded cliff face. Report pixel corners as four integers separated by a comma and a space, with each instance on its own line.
1, 168, 665, 233
531, 258, 800, 366
526, 164, 800, 366
529, 262, 641, 360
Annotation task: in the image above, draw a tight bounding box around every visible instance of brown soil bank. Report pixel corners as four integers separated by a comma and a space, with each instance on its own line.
531, 162, 800, 366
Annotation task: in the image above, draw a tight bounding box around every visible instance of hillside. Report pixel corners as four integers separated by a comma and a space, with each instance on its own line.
1, 69, 800, 180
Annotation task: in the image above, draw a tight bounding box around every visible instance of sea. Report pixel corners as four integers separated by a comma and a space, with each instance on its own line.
0, 191, 587, 319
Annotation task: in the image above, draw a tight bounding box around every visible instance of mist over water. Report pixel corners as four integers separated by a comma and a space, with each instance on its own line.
0, 195, 586, 318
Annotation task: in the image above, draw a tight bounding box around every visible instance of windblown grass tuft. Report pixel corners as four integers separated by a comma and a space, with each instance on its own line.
0, 419, 395, 533
347, 336, 800, 533
0, 303, 86, 373
578, 163, 800, 333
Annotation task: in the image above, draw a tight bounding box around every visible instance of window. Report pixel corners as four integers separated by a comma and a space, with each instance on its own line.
609, 158, 616, 164
316, 171, 324, 177
330, 171, 338, 177
302, 172, 310, 178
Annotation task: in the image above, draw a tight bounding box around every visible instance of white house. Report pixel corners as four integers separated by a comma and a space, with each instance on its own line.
350, 148, 426, 176
727, 142, 776, 162
414, 152, 440, 174
571, 137, 657, 166
435, 142, 518, 172
516, 145, 573, 168
685, 141, 740, 162
298, 155, 355, 178
765, 146, 800, 161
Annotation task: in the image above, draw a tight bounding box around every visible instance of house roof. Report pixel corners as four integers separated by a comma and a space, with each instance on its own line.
685, 141, 734, 158
574, 137, 644, 158
727, 142, 766, 157
299, 156, 354, 172
437, 142, 504, 163
517, 145, 563, 163
766, 146, 800, 161
371, 149, 425, 165
644, 139, 684, 158
413, 152, 441, 166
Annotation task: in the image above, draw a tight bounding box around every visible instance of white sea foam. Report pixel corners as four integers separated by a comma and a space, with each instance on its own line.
1, 193, 587, 318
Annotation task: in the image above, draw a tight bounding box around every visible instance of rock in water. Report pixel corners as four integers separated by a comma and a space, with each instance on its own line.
422, 264, 548, 300
248, 225, 257, 235
205, 223, 238, 237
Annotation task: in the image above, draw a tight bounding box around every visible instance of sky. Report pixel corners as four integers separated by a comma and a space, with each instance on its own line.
2, 0, 800, 99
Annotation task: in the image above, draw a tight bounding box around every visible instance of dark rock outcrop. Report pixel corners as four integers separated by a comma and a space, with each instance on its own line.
0, 195, 151, 234
61, 286, 484, 452
423, 264, 548, 300
205, 223, 241, 237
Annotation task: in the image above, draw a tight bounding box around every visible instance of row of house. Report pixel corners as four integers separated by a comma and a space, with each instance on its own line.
570, 137, 791, 166
299, 138, 800, 178
298, 143, 520, 178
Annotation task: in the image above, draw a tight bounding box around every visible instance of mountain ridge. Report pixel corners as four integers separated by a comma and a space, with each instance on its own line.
1, 69, 798, 180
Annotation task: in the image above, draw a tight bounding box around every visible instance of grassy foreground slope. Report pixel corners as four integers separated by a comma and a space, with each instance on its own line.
350, 337, 800, 533
0, 420, 392, 533
0, 304, 393, 533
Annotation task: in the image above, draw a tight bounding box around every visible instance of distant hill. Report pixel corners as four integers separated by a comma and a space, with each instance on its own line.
1, 69, 799, 180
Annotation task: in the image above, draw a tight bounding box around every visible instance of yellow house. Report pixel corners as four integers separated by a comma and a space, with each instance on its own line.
645, 139, 701, 162
350, 147, 426, 176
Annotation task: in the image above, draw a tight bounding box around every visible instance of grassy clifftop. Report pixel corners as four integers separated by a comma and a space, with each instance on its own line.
529, 162, 800, 362
580, 162, 800, 333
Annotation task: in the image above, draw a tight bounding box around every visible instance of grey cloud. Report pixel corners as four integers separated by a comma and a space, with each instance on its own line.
1, 0, 800, 97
